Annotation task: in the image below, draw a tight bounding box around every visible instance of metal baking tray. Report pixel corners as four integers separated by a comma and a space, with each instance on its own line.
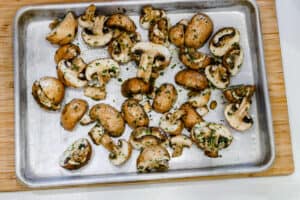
14, 0, 275, 188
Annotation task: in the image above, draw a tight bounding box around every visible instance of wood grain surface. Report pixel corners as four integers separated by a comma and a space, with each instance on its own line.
0, 0, 294, 192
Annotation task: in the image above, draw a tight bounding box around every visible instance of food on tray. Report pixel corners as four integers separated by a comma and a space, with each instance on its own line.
179, 47, 211, 70
205, 64, 230, 89
168, 19, 188, 47
197, 106, 209, 117
152, 83, 177, 113
106, 14, 137, 33
59, 138, 92, 170
80, 112, 95, 126
170, 135, 192, 157
222, 44, 244, 76
191, 122, 233, 157
175, 69, 208, 91
179, 103, 203, 130
32, 77, 65, 110
60, 99, 88, 131
149, 18, 169, 45
78, 4, 96, 29
159, 110, 185, 136
188, 89, 211, 108
223, 85, 256, 103
54, 44, 80, 64
140, 6, 167, 29
121, 77, 152, 97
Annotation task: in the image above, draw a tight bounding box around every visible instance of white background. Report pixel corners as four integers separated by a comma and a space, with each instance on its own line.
1, 0, 299, 199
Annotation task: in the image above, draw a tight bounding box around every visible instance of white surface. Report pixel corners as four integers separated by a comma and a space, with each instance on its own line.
1, 0, 300, 198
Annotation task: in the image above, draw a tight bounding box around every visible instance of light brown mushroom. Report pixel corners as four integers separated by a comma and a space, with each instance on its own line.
170, 135, 192, 157
140, 6, 167, 29
223, 85, 256, 103
222, 44, 244, 76
149, 18, 169, 45
168, 19, 188, 47
175, 69, 208, 91
121, 77, 152, 97
159, 110, 185, 136
179, 103, 203, 130
188, 89, 211, 108
153, 83, 177, 113
179, 47, 211, 70
105, 14, 136, 33
54, 44, 81, 64
205, 64, 230, 89
78, 4, 96, 29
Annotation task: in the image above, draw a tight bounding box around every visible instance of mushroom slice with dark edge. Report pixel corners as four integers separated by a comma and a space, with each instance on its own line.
188, 89, 211, 108
184, 13, 213, 48
60, 99, 88, 131
223, 85, 255, 103
82, 16, 113, 47
153, 83, 177, 113
209, 27, 240, 57
191, 122, 233, 158
179, 103, 203, 130
170, 135, 192, 157
140, 6, 167, 29
175, 69, 208, 91
105, 14, 136, 33
131, 42, 171, 83
222, 44, 244, 76
54, 44, 80, 64
179, 47, 211, 70
137, 145, 170, 173
59, 138, 92, 170
32, 77, 65, 110
205, 64, 230, 89
129, 127, 169, 150
224, 98, 253, 131
159, 110, 185, 136
149, 18, 169, 45
78, 4, 96, 29
168, 19, 188, 47
89, 103, 125, 137
46, 12, 78, 45
121, 77, 151, 97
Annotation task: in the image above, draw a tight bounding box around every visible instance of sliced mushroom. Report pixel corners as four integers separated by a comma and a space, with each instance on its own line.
175, 69, 208, 91
223, 85, 255, 103
159, 110, 185, 136
191, 122, 233, 158
121, 77, 152, 97
205, 64, 230, 89
209, 27, 240, 57
153, 83, 177, 113
46, 12, 78, 45
105, 14, 136, 33
84, 86, 106, 101
224, 98, 253, 131
54, 44, 80, 64
140, 6, 167, 29
32, 77, 65, 110
223, 44, 244, 76
170, 135, 192, 157
59, 138, 92, 170
78, 4, 96, 29
132, 94, 152, 113
131, 42, 171, 82
179, 103, 203, 130
149, 18, 169, 45
168, 19, 188, 47
188, 89, 211, 108
88, 123, 105, 145
179, 47, 211, 70
137, 145, 170, 173
197, 105, 209, 117
60, 99, 88, 131
129, 127, 169, 150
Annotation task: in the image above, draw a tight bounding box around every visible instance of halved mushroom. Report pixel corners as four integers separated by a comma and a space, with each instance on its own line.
105, 14, 136, 33
90, 103, 125, 137
179, 103, 203, 130
179, 47, 211, 70
121, 77, 152, 97
59, 138, 92, 170
222, 44, 244, 76
175, 69, 208, 91
54, 44, 80, 64
168, 19, 188, 47
191, 122, 233, 157
137, 145, 170, 173
184, 13, 213, 48
170, 135, 192, 157
159, 110, 185, 136
153, 83, 177, 113
82, 16, 113, 47
205, 64, 230, 89
60, 99, 88, 131
129, 127, 169, 150
131, 42, 171, 82
188, 89, 211, 108
140, 6, 167, 29
223, 85, 255, 103
32, 77, 65, 110
224, 98, 253, 131
78, 4, 96, 29
209, 27, 240, 57
149, 18, 169, 45
46, 12, 78, 45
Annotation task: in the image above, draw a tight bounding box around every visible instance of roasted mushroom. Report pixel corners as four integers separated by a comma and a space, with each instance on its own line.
46, 12, 78, 45
188, 89, 211, 108
159, 110, 185, 136
137, 145, 170, 173
80, 112, 95, 126
209, 27, 240, 57
224, 98, 253, 131
175, 69, 208, 91
205, 64, 230, 89
60, 99, 88, 131
179, 103, 203, 130
140, 6, 167, 29
105, 14, 136, 33
121, 77, 151, 97
222, 44, 244, 76
179, 47, 211, 70
191, 122, 233, 157
170, 135, 192, 157
223, 85, 255, 103
32, 77, 65, 110
78, 4, 96, 29
54, 44, 81, 64
149, 18, 169, 45
168, 19, 188, 47
89, 103, 125, 137
153, 83, 177, 113
59, 138, 92, 170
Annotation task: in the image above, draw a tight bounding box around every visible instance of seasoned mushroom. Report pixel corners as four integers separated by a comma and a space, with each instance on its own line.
222, 44, 244, 76
223, 85, 255, 103
80, 112, 95, 126
131, 42, 171, 82
54, 44, 80, 64
78, 4, 96, 29
59, 138, 92, 170
61, 99, 88, 131
121, 99, 149, 128
205, 64, 230, 89
209, 27, 240, 57
170, 135, 192, 157
159, 110, 185, 136
188, 89, 211, 108
132, 94, 152, 113
152, 83, 177, 113
105, 14, 136, 33
179, 103, 203, 130
129, 127, 168, 150
175, 69, 208, 91
179, 47, 211, 70
168, 19, 188, 47
46, 12, 78, 45
82, 16, 113, 47
197, 105, 209, 117
137, 145, 170, 173
121, 77, 151, 97
140, 6, 167, 29
224, 98, 253, 131
90, 103, 125, 137
184, 13, 213, 48
32, 77, 65, 110
149, 18, 169, 45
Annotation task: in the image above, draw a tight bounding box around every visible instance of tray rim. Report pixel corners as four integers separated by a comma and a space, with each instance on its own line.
13, 0, 275, 188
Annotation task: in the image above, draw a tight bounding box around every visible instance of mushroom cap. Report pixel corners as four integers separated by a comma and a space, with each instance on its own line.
149, 18, 169, 45
222, 44, 244, 76
223, 85, 256, 103
84, 86, 106, 101
179, 47, 211, 70
54, 44, 80, 64
170, 135, 192, 157
109, 139, 132, 166
168, 19, 187, 47
137, 145, 170, 173
179, 102, 203, 130
175, 69, 208, 91
205, 64, 230, 89
159, 110, 185, 136
105, 14, 136, 33
121, 77, 151, 97
188, 89, 211, 108
78, 4, 96, 29
153, 83, 178, 113
140, 6, 167, 29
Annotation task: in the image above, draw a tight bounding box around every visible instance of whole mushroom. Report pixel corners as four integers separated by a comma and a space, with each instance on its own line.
175, 69, 208, 91
168, 19, 188, 47
153, 83, 178, 113
121, 77, 152, 97
179, 102, 203, 130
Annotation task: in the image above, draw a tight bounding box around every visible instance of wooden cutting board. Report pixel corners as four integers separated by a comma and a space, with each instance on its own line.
0, 0, 294, 192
